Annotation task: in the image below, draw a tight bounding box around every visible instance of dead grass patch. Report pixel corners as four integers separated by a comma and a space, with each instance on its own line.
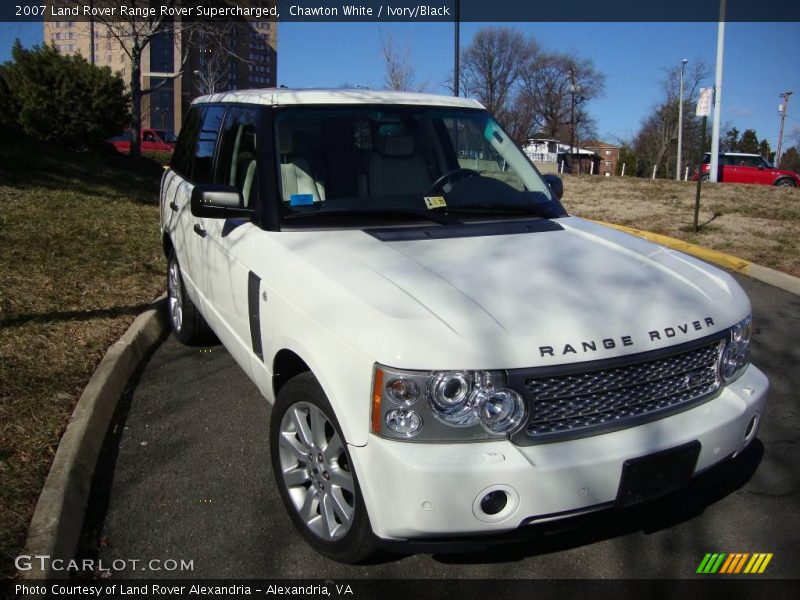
562, 175, 800, 276
0, 134, 165, 579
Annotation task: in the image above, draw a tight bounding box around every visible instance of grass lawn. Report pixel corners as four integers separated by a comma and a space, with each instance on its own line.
0, 134, 166, 579
562, 174, 800, 277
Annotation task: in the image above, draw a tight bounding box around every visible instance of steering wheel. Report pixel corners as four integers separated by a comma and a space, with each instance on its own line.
428, 168, 480, 194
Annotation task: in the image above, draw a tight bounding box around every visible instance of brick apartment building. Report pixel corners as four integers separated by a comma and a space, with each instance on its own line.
44, 14, 276, 135
581, 140, 621, 176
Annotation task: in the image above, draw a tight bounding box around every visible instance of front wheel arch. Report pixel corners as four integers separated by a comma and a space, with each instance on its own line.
269, 371, 379, 563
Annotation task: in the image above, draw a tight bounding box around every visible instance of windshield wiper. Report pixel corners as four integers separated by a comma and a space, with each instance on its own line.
284, 208, 458, 225
440, 204, 548, 218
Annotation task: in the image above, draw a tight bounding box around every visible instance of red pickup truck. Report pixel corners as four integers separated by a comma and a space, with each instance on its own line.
108, 128, 177, 154
693, 152, 799, 187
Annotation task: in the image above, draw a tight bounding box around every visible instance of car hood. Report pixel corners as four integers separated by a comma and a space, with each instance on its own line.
273, 217, 749, 369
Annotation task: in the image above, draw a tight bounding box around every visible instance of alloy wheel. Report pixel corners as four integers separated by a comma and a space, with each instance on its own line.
277, 402, 356, 541
167, 259, 183, 333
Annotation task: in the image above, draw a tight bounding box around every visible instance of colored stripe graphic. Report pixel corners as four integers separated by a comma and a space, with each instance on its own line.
698, 552, 773, 574
697, 553, 726, 574
744, 553, 773, 574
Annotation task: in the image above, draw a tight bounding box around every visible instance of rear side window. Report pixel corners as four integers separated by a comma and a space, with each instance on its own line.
192, 106, 227, 184
171, 108, 203, 178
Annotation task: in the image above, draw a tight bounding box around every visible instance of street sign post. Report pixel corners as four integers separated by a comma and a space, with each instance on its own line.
694, 88, 713, 232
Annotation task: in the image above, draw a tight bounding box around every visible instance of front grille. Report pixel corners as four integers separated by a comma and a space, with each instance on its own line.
517, 340, 723, 443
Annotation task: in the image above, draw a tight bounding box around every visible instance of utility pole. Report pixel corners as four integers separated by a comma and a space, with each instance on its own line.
569, 68, 578, 174
89, 0, 95, 65
676, 58, 688, 180
709, 0, 726, 183
776, 91, 793, 168
453, 0, 460, 97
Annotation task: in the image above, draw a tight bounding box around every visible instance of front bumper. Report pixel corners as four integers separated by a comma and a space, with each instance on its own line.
349, 365, 768, 540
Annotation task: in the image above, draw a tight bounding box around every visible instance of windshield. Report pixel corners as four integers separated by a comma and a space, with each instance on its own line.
153, 130, 178, 143
275, 106, 564, 223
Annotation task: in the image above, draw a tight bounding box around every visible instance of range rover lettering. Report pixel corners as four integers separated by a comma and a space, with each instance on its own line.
160, 89, 768, 562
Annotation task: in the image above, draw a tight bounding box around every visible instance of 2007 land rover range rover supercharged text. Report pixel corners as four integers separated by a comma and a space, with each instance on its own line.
160, 89, 768, 563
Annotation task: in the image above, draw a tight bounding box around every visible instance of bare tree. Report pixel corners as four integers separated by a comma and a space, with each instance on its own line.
65, 0, 253, 158
459, 27, 538, 123
379, 30, 424, 92
520, 53, 604, 145
633, 61, 710, 178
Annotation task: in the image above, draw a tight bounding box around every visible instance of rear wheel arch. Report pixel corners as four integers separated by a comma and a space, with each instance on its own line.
162, 232, 174, 260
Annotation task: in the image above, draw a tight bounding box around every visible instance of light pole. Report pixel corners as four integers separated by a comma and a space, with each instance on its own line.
776, 91, 793, 168
709, 0, 726, 182
676, 58, 688, 180
453, 0, 460, 97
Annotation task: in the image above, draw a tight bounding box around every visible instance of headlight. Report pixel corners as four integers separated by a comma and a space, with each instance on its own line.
372, 365, 527, 441
719, 315, 752, 383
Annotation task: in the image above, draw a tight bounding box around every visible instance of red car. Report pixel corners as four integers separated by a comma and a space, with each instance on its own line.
693, 152, 799, 187
108, 128, 177, 154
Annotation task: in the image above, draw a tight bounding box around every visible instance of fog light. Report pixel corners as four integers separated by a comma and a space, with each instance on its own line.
479, 490, 508, 515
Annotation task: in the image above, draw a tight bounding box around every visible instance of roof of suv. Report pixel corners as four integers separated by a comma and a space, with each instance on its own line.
703, 152, 762, 157
192, 88, 485, 109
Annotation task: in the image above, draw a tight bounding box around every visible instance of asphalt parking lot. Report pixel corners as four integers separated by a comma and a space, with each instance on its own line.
79, 274, 800, 579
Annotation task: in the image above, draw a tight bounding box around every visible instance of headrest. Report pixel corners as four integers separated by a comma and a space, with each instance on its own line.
240, 126, 257, 153
379, 135, 414, 157
277, 121, 293, 154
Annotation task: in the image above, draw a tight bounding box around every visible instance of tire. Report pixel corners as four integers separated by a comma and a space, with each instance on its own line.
270, 372, 379, 563
775, 178, 797, 187
701, 173, 710, 182
166, 249, 216, 346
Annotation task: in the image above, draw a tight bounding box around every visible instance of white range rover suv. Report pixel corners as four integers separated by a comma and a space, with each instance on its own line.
160, 89, 768, 562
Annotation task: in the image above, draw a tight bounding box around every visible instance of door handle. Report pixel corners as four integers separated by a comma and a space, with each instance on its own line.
169, 201, 179, 212
193, 223, 206, 238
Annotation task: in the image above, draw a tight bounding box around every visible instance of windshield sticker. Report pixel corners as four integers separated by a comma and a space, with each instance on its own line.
484, 122, 504, 144
289, 193, 315, 206
424, 196, 447, 209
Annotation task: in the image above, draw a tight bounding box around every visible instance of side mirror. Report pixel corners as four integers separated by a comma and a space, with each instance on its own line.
191, 184, 253, 219
542, 174, 564, 200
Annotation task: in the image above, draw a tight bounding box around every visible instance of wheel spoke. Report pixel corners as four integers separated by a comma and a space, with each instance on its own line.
320, 492, 338, 537
282, 466, 309, 488
310, 406, 328, 449
329, 468, 354, 493
279, 431, 309, 463
322, 434, 343, 463
330, 487, 353, 524
289, 407, 314, 450
299, 487, 319, 524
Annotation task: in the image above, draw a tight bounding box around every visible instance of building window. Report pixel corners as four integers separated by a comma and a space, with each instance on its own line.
150, 26, 174, 73
150, 77, 175, 136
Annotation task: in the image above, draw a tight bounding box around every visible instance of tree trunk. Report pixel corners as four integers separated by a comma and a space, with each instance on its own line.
130, 48, 142, 159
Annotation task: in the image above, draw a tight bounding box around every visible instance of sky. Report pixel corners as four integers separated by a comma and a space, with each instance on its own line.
1, 20, 798, 149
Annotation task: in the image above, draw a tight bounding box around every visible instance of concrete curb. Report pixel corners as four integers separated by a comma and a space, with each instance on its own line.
594, 221, 800, 297
19, 295, 168, 580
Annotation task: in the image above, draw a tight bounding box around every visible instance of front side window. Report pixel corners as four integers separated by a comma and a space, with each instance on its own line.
215, 107, 261, 207
274, 106, 562, 225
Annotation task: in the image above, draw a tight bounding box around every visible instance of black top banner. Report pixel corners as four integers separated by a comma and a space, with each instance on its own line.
3, 0, 800, 22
